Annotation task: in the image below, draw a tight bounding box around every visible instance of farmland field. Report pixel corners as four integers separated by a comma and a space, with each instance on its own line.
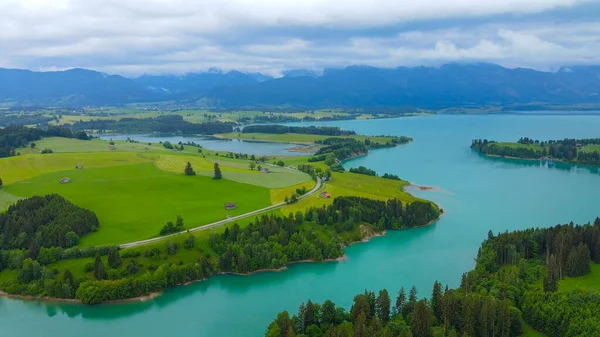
3, 163, 271, 246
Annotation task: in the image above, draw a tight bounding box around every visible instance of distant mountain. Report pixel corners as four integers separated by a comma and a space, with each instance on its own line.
134, 70, 273, 96
206, 63, 600, 109
2, 64, 600, 108
0, 68, 150, 106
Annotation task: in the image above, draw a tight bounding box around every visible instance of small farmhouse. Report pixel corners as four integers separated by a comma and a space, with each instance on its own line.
76, 164, 83, 169
60, 177, 71, 184
225, 203, 237, 210
320, 192, 331, 198
260, 168, 269, 173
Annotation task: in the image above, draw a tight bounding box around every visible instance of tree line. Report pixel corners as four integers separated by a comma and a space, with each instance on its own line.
471, 138, 600, 165
266, 218, 600, 337
71, 115, 233, 135
242, 125, 356, 136
0, 125, 89, 158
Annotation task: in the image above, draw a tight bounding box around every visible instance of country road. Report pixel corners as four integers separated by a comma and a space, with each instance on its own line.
119, 175, 323, 249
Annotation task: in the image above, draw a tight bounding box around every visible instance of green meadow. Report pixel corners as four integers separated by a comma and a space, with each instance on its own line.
558, 263, 600, 293
3, 162, 271, 246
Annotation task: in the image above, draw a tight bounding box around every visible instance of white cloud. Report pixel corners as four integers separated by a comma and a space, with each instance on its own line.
0, 0, 599, 75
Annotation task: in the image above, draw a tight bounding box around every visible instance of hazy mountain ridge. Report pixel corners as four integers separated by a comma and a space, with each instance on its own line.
1, 63, 599, 108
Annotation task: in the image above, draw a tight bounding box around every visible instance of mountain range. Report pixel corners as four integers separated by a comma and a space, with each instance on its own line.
1, 63, 599, 109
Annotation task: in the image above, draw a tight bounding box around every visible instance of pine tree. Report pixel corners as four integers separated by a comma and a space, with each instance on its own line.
184, 161, 195, 175
94, 255, 107, 280
411, 300, 432, 337
213, 163, 222, 179
107, 247, 122, 269
396, 287, 406, 317
543, 254, 559, 292
431, 281, 443, 323
405, 286, 418, 319
376, 289, 391, 324
0, 176, 3, 187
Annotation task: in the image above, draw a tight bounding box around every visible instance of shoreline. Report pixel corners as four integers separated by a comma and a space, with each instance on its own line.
477, 151, 599, 167
0, 213, 441, 305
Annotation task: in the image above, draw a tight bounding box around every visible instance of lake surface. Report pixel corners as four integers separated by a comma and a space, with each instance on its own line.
95, 133, 313, 156
2, 114, 600, 337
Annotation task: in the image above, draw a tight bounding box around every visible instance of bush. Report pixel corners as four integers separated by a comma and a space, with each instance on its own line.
84, 263, 95, 273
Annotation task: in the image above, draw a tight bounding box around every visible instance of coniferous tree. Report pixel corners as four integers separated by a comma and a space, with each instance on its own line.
213, 163, 222, 179
405, 286, 418, 319
184, 161, 195, 175
395, 287, 407, 318
431, 281, 443, 323
94, 255, 107, 280
376, 289, 391, 324
107, 247, 122, 269
543, 254, 559, 292
0, 176, 3, 187
411, 300, 432, 337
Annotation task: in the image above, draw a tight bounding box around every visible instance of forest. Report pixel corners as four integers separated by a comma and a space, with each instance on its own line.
241, 125, 356, 136
265, 219, 600, 337
0, 125, 90, 157
471, 138, 600, 165
70, 115, 233, 134
0, 195, 439, 304
0, 194, 99, 251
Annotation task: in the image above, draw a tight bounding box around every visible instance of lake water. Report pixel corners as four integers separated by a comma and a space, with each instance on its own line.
95, 133, 313, 156
2, 114, 600, 337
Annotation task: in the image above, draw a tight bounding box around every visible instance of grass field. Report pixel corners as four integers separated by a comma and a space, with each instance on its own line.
281, 171, 418, 214
155, 155, 312, 188
3, 163, 271, 246
0, 190, 21, 211
558, 263, 600, 293
582, 144, 600, 153
216, 132, 397, 145
0, 152, 152, 185
521, 321, 547, 337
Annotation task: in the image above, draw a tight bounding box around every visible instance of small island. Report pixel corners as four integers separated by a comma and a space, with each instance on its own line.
471, 137, 600, 165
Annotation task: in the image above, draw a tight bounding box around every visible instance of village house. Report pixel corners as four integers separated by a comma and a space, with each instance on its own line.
224, 203, 237, 210
60, 177, 71, 184
320, 191, 331, 198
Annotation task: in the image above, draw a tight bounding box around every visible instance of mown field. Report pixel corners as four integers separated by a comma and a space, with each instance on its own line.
3, 162, 272, 246
216, 132, 397, 144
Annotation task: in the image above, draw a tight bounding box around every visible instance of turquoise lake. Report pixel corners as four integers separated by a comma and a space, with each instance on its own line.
1, 114, 600, 336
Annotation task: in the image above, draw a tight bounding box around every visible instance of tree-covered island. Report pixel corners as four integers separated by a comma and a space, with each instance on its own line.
471, 137, 600, 165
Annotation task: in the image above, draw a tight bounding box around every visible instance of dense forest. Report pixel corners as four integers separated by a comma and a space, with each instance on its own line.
471, 138, 600, 165
0, 196, 439, 304
265, 219, 600, 337
241, 125, 356, 136
0, 125, 90, 158
0, 194, 99, 250
70, 115, 233, 134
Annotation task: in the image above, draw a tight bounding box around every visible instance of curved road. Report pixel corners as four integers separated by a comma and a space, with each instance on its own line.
120, 176, 322, 249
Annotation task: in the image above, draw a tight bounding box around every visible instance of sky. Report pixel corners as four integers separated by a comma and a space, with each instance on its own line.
1, 0, 600, 76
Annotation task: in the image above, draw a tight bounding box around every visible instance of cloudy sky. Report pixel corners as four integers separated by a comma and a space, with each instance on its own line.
1, 0, 600, 76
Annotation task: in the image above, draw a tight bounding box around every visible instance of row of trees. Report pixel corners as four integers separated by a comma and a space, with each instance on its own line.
266, 283, 520, 337
266, 218, 600, 337
71, 115, 233, 135
242, 125, 356, 136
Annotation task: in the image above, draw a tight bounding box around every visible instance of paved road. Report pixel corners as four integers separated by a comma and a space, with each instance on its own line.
119, 176, 323, 248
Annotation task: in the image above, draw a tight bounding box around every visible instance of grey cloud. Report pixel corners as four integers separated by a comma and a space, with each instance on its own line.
1, 0, 599, 75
